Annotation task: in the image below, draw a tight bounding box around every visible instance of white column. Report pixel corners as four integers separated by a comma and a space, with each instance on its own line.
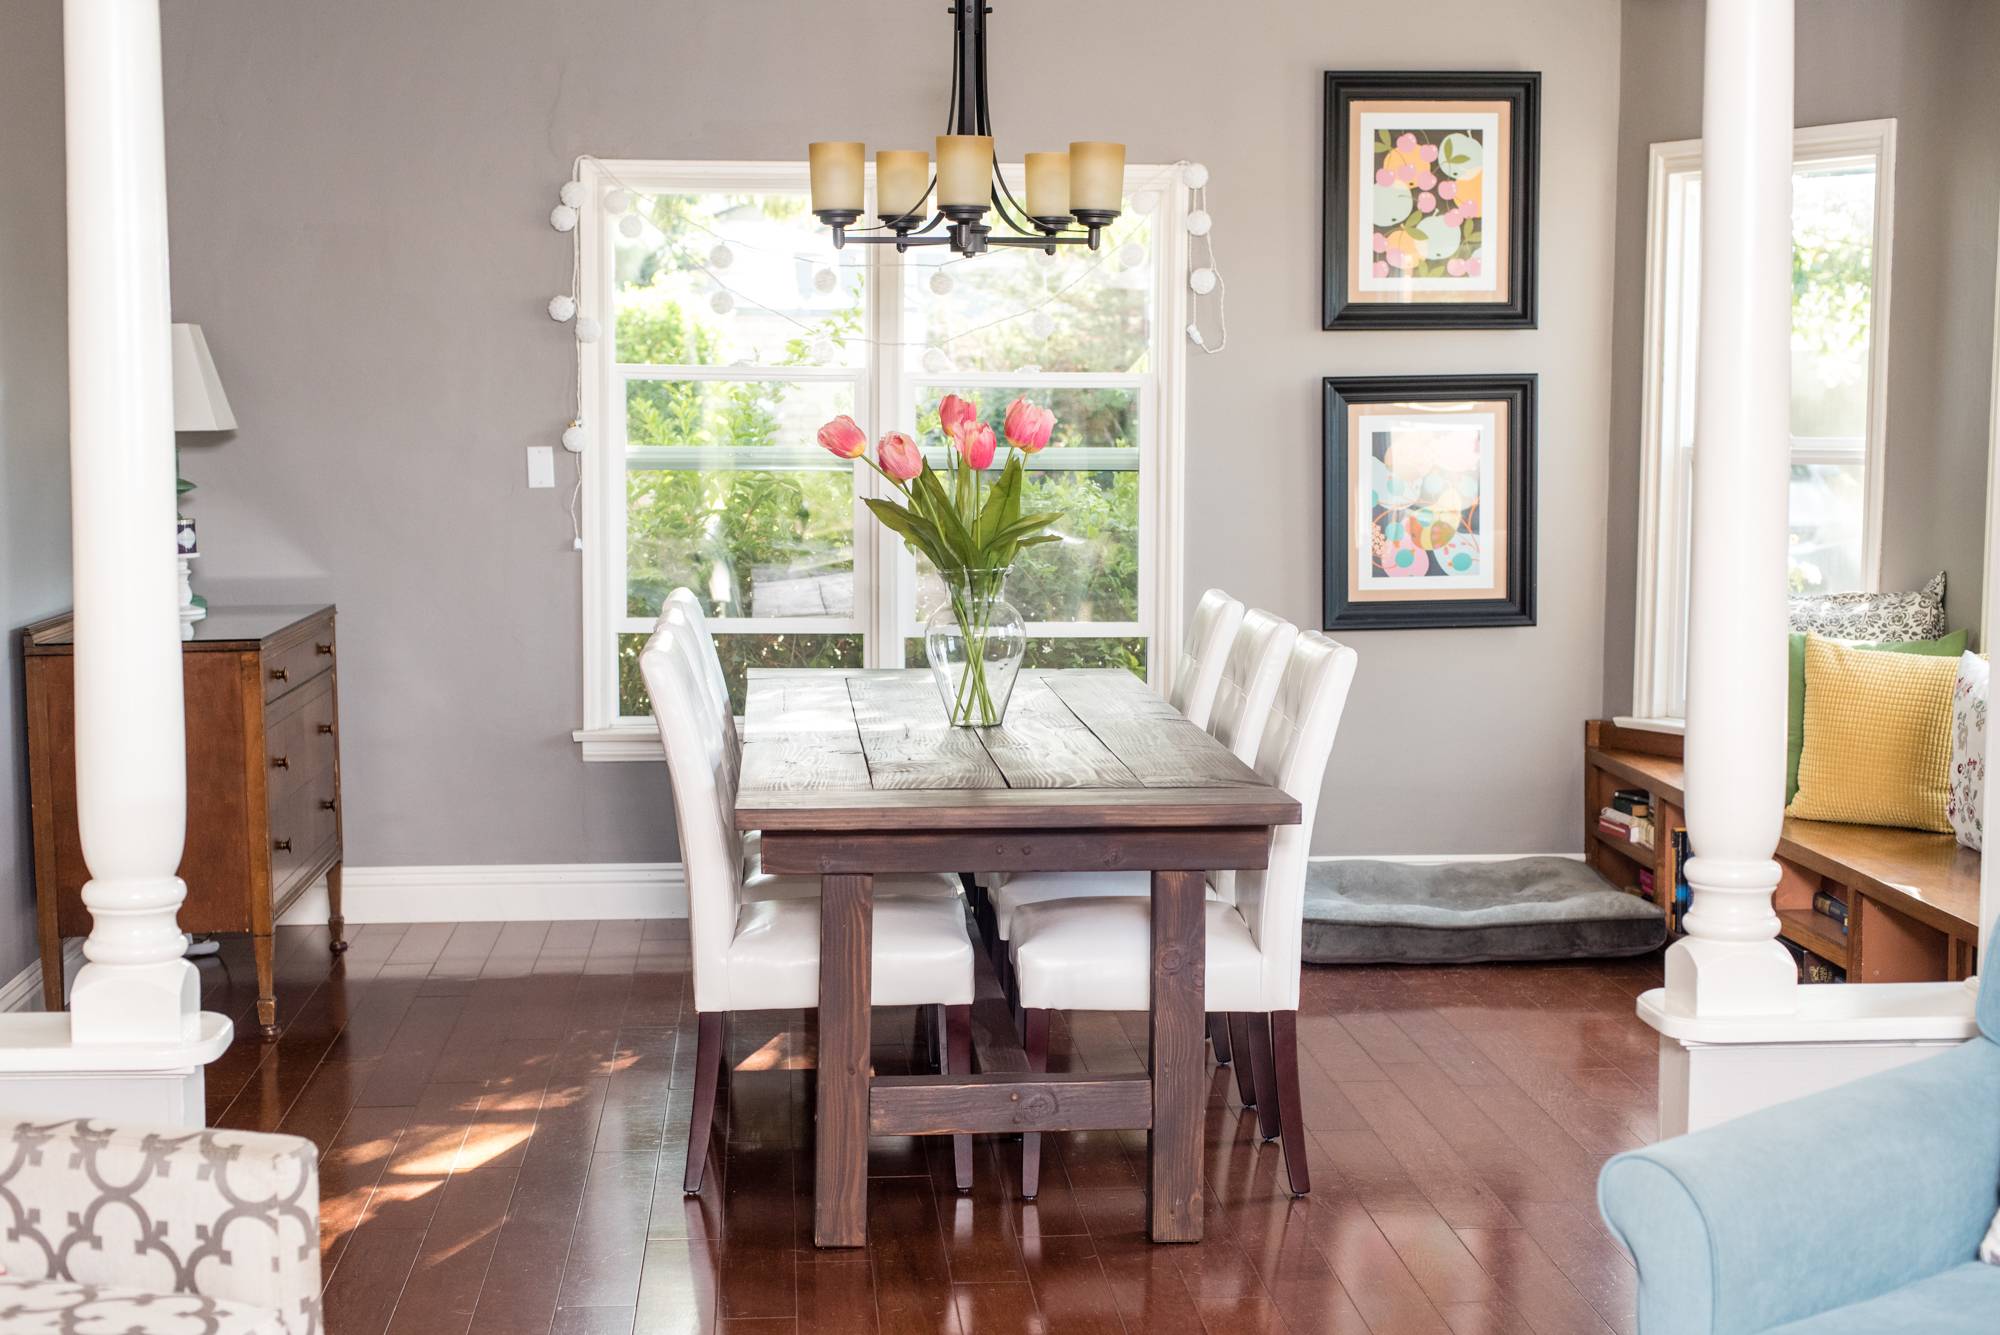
1665, 0, 1800, 1018
61, 0, 201, 1044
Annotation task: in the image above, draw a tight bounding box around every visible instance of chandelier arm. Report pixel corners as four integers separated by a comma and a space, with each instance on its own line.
973, 0, 992, 135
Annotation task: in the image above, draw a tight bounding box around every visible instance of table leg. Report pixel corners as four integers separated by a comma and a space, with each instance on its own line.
816, 872, 872, 1247
1147, 868, 1205, 1242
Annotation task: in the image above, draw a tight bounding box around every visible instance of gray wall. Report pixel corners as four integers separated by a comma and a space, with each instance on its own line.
148, 0, 1625, 863
1604, 0, 2000, 714
0, 1, 71, 980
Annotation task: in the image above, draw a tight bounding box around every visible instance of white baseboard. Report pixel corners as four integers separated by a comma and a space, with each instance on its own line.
1, 942, 84, 1014
278, 862, 687, 926
1309, 852, 1584, 865
266, 853, 1578, 928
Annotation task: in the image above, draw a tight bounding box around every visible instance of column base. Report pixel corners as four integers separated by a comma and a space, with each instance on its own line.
1638, 982, 1977, 1138
1662, 931, 1798, 1018
0, 1011, 232, 1128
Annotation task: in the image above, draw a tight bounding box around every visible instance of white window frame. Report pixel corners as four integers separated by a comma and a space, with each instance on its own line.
572, 158, 1189, 758
1629, 119, 1896, 726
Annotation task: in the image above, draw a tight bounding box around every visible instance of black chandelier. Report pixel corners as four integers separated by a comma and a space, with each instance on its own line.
808, 1, 1125, 257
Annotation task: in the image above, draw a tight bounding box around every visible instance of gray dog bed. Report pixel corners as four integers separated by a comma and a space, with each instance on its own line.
1302, 857, 1667, 965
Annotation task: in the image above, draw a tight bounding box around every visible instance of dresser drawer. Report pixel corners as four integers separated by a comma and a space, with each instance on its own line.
262, 619, 335, 703
268, 767, 339, 895
264, 673, 338, 801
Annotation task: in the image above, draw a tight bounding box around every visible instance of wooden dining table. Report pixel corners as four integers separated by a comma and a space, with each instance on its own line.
733, 666, 1302, 1247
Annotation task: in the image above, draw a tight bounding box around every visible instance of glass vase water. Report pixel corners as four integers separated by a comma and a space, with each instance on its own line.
924, 566, 1027, 727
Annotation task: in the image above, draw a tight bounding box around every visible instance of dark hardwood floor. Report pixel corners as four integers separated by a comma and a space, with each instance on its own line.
195, 920, 1662, 1335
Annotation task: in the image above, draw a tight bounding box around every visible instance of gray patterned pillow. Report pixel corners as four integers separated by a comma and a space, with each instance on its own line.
1789, 572, 1946, 641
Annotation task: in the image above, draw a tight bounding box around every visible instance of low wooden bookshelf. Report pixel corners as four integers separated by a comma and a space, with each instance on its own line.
1584, 720, 1979, 982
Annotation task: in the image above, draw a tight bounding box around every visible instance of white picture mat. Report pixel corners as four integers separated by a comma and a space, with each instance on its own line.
1354, 109, 1503, 295
1351, 408, 1501, 596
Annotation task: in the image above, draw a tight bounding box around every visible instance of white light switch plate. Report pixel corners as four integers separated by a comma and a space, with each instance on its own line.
526, 445, 556, 489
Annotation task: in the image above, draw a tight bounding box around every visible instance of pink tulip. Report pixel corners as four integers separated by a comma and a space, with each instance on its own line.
938, 393, 978, 443
816, 414, 867, 459
877, 430, 923, 482
957, 421, 998, 470
1003, 397, 1055, 453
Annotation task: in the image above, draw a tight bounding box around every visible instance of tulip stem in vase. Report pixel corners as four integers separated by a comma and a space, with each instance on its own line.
816, 394, 1062, 727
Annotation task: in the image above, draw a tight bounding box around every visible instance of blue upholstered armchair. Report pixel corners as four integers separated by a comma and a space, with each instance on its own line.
1599, 954, 2000, 1334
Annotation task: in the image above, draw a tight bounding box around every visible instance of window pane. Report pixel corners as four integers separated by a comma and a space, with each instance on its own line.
910, 469, 1140, 625
910, 385, 1137, 452
620, 631, 863, 716
1791, 164, 1875, 443
627, 467, 854, 619
904, 636, 1146, 677
1788, 462, 1866, 595
615, 190, 863, 369
625, 378, 856, 449
901, 197, 1155, 374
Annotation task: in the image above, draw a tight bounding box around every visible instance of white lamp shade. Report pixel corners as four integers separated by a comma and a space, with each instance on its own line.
171, 323, 236, 431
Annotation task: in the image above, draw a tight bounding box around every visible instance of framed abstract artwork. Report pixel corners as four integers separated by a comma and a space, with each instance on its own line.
1322, 374, 1537, 630
1322, 71, 1540, 329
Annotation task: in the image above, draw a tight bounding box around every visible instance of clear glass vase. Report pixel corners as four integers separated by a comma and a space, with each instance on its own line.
924, 566, 1027, 727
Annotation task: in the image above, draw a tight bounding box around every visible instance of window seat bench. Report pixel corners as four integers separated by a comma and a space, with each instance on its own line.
1584, 720, 1980, 983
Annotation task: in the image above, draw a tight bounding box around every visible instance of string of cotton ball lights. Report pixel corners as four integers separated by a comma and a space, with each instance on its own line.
1180, 162, 1226, 353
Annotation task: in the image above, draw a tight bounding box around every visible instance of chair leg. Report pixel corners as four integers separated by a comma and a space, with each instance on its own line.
1243, 1012, 1281, 1142
1271, 1010, 1310, 1196
1208, 1012, 1233, 1066
944, 1004, 974, 1193
1020, 1007, 1050, 1200
1227, 1012, 1258, 1108
683, 1011, 725, 1194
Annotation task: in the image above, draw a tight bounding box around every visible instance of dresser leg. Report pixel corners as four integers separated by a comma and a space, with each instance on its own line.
327, 861, 349, 954
253, 933, 279, 1039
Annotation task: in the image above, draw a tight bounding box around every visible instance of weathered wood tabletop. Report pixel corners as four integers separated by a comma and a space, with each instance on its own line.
735, 668, 1301, 1247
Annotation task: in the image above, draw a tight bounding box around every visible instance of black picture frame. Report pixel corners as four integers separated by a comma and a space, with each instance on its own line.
1322, 71, 1540, 330
1322, 374, 1537, 631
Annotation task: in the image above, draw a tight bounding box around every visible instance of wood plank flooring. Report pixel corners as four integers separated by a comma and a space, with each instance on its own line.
196, 921, 1662, 1335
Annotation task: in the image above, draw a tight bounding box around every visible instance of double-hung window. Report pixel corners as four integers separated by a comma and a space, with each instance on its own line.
1632, 120, 1895, 722
574, 161, 1186, 755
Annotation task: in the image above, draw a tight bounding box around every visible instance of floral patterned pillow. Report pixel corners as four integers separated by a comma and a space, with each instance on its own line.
1948, 652, 1986, 851
1788, 572, 1946, 641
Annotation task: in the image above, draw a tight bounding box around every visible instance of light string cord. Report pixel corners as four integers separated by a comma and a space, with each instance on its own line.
1187, 175, 1226, 354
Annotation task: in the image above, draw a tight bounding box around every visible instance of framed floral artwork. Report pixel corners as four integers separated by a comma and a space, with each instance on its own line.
1322, 374, 1537, 630
1322, 72, 1540, 329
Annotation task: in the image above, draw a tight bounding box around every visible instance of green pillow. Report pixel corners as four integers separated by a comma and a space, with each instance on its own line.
1787, 629, 1966, 802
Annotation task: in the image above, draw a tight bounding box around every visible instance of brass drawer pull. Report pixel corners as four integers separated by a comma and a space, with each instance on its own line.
271, 755, 289, 770
318, 723, 334, 735
273, 838, 292, 853
270, 667, 289, 682
320, 798, 337, 812
315, 642, 333, 656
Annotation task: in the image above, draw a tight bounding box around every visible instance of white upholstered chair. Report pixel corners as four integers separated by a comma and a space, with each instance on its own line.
640, 605, 979, 1193
1169, 588, 1246, 729
1007, 630, 1358, 1197
665, 587, 760, 875
986, 607, 1299, 944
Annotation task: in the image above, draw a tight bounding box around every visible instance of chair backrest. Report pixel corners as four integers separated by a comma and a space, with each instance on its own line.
1233, 630, 1358, 1011
1202, 608, 1298, 904
666, 588, 740, 764
639, 605, 746, 1013
1169, 589, 1245, 730
1206, 608, 1298, 764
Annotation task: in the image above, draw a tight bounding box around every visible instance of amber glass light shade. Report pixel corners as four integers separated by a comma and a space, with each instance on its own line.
808, 141, 865, 213
936, 135, 995, 209
877, 150, 930, 221
1068, 141, 1125, 213
1024, 152, 1071, 219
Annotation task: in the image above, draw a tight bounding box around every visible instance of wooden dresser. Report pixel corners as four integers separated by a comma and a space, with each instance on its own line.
23, 605, 345, 1038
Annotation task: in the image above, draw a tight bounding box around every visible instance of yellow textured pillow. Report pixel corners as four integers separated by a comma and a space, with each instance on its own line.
1788, 634, 1956, 832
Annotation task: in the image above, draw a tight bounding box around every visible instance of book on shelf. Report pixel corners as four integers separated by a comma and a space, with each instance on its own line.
1666, 828, 1692, 933
1811, 890, 1849, 931
1638, 868, 1655, 901
1781, 937, 1847, 984
1597, 807, 1655, 848
1610, 788, 1651, 819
